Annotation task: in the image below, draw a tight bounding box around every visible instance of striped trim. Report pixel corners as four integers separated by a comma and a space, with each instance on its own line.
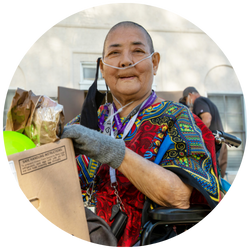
76, 155, 92, 184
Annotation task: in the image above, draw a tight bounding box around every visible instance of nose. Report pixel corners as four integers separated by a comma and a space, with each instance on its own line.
119, 51, 133, 68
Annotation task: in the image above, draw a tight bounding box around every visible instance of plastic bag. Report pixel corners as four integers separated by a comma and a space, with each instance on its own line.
5, 88, 65, 146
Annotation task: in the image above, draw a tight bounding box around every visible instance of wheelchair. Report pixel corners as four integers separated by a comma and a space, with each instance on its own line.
140, 130, 242, 245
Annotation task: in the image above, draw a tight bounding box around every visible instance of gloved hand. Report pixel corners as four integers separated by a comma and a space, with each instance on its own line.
61, 124, 125, 169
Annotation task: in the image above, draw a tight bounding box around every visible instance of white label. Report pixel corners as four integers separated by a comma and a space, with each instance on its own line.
18, 145, 67, 175
6, 161, 19, 187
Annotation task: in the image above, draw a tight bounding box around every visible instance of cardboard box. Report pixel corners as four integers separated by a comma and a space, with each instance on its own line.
7, 138, 90, 242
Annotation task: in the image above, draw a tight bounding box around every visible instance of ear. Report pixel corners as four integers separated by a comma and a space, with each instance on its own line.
152, 52, 160, 75
99, 58, 105, 79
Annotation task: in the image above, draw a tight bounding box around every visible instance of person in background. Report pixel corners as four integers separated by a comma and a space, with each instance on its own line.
181, 86, 227, 178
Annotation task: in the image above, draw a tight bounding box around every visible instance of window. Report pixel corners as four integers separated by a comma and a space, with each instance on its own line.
3, 89, 16, 128
208, 94, 245, 173
79, 62, 106, 90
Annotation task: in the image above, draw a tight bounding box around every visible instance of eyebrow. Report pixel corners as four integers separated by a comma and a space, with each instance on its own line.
108, 43, 121, 49
108, 41, 146, 49
132, 41, 146, 47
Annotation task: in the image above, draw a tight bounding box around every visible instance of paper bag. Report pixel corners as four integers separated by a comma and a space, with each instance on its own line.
5, 88, 40, 133
5, 88, 64, 146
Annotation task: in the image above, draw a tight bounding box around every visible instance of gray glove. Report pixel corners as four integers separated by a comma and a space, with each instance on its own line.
61, 124, 125, 169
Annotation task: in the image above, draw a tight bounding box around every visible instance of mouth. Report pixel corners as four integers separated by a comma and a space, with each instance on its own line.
118, 74, 136, 80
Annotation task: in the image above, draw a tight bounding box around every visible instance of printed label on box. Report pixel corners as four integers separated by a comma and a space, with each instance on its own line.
19, 146, 67, 175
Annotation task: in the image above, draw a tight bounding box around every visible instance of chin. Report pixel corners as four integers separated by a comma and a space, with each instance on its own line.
116, 84, 141, 96
117, 89, 141, 98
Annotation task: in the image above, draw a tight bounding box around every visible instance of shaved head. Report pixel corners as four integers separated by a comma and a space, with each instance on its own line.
102, 21, 154, 58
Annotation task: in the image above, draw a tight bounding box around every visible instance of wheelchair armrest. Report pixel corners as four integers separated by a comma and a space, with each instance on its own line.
148, 204, 211, 224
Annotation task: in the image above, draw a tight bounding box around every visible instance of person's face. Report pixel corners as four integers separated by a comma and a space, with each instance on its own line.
100, 25, 160, 103
185, 93, 196, 107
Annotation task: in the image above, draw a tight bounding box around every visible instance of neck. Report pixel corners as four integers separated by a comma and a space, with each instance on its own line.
112, 92, 152, 118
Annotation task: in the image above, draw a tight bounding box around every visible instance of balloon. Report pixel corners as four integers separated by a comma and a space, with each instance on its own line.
3, 131, 36, 156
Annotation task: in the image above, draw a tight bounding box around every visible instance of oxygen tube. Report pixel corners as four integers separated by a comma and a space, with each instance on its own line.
101, 52, 155, 70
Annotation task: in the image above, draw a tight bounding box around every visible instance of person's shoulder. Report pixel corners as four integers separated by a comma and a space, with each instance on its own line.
199, 96, 215, 103
197, 96, 216, 107
152, 100, 190, 115
167, 100, 189, 110
140, 100, 193, 127
194, 96, 210, 106
196, 96, 207, 102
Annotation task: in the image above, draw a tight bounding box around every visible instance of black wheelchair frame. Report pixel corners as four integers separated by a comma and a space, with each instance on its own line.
140, 130, 242, 245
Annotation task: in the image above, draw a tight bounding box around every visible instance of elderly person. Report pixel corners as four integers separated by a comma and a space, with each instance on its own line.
62, 21, 220, 246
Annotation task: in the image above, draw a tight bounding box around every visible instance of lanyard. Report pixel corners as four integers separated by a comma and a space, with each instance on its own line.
103, 91, 157, 185
112, 91, 156, 135
108, 104, 142, 185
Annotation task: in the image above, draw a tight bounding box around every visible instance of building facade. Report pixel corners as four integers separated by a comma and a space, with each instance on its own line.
4, 3, 245, 182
